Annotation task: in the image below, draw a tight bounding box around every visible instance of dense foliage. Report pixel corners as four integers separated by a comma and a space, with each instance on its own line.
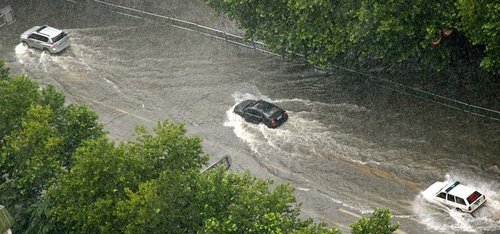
204, 0, 499, 74
456, 0, 499, 72
351, 208, 399, 234
0, 60, 9, 80
0, 61, 398, 233
0, 72, 104, 231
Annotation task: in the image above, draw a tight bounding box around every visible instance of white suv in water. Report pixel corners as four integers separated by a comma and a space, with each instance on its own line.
20, 25, 70, 54
423, 180, 486, 213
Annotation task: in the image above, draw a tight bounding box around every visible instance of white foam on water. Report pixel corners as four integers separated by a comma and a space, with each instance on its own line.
15, 43, 50, 72
224, 91, 382, 165
15, 43, 79, 72
449, 209, 476, 232
327, 196, 373, 215
15, 43, 30, 64
14, 31, 124, 93
15, 28, 112, 73
297, 187, 311, 192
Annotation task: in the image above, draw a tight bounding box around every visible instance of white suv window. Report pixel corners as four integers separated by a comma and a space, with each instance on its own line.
456, 197, 466, 205
52, 32, 67, 43
28, 34, 48, 42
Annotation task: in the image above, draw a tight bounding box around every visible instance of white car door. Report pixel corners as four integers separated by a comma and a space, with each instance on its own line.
454, 196, 469, 211
27, 34, 40, 49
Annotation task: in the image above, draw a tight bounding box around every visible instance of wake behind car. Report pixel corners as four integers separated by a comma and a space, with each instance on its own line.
20, 25, 70, 54
423, 180, 486, 213
234, 100, 288, 128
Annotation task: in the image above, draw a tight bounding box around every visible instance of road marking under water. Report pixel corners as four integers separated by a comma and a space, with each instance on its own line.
113, 11, 143, 19
338, 208, 361, 218
77, 94, 153, 123
302, 208, 351, 230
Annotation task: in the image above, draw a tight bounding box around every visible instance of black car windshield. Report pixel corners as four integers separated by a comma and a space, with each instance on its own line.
255, 101, 280, 117
52, 32, 67, 43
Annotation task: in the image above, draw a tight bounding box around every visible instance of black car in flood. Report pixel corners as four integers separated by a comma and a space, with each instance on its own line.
233, 100, 288, 128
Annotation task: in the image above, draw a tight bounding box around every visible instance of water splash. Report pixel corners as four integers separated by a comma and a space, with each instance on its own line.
224, 91, 382, 165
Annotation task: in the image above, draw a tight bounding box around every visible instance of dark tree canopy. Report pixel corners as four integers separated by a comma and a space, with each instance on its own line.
204, 0, 499, 73
0, 72, 105, 232
456, 0, 500, 72
350, 208, 399, 234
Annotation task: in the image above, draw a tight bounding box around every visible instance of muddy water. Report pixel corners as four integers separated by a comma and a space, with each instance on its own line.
1, 0, 499, 233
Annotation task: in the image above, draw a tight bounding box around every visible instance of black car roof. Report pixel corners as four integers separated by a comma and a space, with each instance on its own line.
236, 100, 256, 109
249, 100, 283, 117
251, 100, 273, 109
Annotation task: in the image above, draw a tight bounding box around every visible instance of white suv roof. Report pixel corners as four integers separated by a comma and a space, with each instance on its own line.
37, 25, 63, 38
440, 181, 476, 199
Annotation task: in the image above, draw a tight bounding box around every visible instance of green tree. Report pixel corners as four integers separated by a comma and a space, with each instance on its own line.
198, 169, 340, 233
456, 0, 500, 72
117, 168, 340, 233
128, 121, 207, 177
45, 120, 208, 233
0, 59, 9, 80
0, 70, 104, 232
204, 0, 499, 73
0, 76, 41, 140
0, 105, 63, 231
350, 208, 399, 234
59, 104, 104, 168
46, 137, 142, 233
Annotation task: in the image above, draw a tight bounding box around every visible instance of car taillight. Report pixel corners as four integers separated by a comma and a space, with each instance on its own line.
271, 119, 277, 126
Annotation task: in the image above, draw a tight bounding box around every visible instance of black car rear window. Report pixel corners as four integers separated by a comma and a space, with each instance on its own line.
52, 32, 67, 43
255, 101, 280, 117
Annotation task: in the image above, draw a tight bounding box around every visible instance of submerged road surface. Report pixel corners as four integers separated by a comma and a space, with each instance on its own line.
1, 0, 499, 233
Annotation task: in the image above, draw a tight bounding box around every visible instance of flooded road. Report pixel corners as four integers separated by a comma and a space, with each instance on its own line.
1, 0, 499, 233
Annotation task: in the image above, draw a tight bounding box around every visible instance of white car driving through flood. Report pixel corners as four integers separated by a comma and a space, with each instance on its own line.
20, 25, 70, 54
423, 180, 486, 213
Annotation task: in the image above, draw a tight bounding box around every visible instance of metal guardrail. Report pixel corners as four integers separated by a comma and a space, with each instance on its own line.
93, 0, 280, 56
325, 65, 500, 120
0, 5, 15, 29
93, 0, 500, 121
